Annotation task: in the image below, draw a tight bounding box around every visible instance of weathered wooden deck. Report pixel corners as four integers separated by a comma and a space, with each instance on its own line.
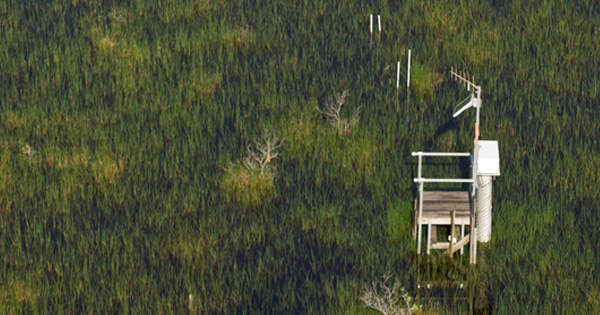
413, 191, 473, 240
420, 191, 471, 225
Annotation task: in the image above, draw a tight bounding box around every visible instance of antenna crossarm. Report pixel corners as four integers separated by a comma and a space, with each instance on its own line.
451, 69, 477, 89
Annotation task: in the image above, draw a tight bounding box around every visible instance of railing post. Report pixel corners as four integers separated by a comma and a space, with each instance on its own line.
460, 220, 465, 255
473, 228, 478, 264
417, 154, 422, 180
417, 153, 423, 255
426, 220, 431, 255
417, 181, 423, 255
449, 210, 456, 259
472, 151, 477, 197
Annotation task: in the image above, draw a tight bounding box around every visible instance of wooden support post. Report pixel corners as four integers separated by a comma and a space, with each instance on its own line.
449, 210, 455, 259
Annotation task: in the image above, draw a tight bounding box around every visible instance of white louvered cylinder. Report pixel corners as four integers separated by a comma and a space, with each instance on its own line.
476, 175, 493, 242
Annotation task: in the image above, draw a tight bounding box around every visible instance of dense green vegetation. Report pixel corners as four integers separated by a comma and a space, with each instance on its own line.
1, 0, 599, 313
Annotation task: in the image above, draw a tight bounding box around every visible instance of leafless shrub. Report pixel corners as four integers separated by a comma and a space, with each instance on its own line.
237, 24, 250, 39
316, 90, 363, 135
221, 131, 284, 207
21, 144, 37, 163
242, 130, 285, 177
98, 9, 125, 23
360, 274, 419, 315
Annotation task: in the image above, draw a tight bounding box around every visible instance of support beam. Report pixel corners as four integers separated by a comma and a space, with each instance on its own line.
431, 242, 450, 250
444, 234, 471, 255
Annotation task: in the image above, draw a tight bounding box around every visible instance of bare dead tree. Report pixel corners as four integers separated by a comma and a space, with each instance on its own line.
360, 274, 417, 315
316, 90, 363, 135
98, 9, 125, 23
237, 24, 250, 39
22, 144, 37, 164
107, 10, 124, 22
243, 131, 285, 176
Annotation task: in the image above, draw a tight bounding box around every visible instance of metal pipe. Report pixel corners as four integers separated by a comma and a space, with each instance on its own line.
472, 86, 482, 197
417, 155, 422, 180
417, 183, 424, 253
449, 210, 455, 259
473, 228, 477, 264
396, 61, 400, 89
407, 49, 411, 88
414, 178, 474, 183
412, 152, 471, 157
427, 222, 431, 255
460, 221, 465, 255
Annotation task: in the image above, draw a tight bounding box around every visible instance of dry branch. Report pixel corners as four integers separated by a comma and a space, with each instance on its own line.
316, 89, 363, 135
360, 274, 417, 315
243, 130, 285, 176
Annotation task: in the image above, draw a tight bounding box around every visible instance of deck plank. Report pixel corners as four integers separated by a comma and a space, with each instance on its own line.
419, 191, 472, 221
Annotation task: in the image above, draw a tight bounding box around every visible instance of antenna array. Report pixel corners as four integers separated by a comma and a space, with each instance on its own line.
451, 67, 479, 96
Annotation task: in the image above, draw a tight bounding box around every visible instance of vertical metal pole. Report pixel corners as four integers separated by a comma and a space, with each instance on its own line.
473, 85, 482, 197
417, 154, 423, 254
417, 181, 423, 255
426, 221, 431, 255
473, 228, 478, 264
460, 220, 465, 255
472, 154, 476, 197
470, 198, 476, 264
417, 154, 422, 179
396, 61, 400, 89
450, 210, 455, 259
407, 49, 411, 89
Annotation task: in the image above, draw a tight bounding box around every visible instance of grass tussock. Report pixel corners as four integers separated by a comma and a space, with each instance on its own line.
0, 278, 39, 313
410, 63, 444, 101
221, 164, 276, 209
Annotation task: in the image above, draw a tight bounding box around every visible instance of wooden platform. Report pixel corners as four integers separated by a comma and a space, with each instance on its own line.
414, 191, 472, 227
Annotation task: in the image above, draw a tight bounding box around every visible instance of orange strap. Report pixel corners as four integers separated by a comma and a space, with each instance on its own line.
267, 153, 271, 162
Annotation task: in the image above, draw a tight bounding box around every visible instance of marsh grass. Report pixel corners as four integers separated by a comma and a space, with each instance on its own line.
0, 0, 599, 313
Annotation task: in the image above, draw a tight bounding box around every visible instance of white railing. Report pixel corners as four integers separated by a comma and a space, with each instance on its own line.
412, 151, 474, 255
414, 178, 474, 183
